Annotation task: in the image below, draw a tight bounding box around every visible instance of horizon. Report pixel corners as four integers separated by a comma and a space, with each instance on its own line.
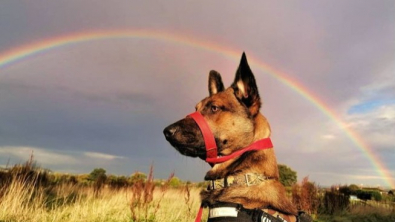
1, 156, 394, 190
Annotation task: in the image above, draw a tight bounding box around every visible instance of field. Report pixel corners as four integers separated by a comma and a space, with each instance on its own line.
1, 161, 395, 222
0, 181, 204, 222
0, 160, 206, 222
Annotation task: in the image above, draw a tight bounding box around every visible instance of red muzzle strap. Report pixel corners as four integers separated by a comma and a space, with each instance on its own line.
188, 112, 218, 159
188, 112, 273, 164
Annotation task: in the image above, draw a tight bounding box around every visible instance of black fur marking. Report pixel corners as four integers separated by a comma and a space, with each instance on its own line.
209, 70, 225, 96
231, 52, 261, 114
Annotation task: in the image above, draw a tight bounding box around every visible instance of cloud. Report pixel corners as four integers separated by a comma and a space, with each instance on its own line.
348, 100, 395, 115
0, 146, 125, 166
84, 151, 124, 160
0, 75, 156, 109
313, 171, 395, 182
346, 103, 395, 148
321, 134, 335, 140
0, 146, 77, 165
346, 62, 395, 114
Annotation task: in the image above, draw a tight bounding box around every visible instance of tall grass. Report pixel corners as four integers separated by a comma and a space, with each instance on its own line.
0, 178, 206, 222
1, 178, 128, 221
0, 161, 205, 222
1, 159, 393, 222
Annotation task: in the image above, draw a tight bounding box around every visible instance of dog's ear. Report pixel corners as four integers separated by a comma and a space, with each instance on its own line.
232, 52, 261, 116
208, 70, 225, 96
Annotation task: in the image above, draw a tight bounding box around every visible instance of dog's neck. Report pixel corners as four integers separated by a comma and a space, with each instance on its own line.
205, 113, 279, 181
253, 113, 271, 141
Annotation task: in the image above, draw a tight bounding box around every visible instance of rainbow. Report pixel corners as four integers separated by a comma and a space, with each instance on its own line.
0, 29, 393, 188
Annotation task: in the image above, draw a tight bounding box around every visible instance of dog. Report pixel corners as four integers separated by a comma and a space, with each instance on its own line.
164, 53, 309, 222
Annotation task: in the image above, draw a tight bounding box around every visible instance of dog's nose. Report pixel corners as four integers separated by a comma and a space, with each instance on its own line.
163, 126, 177, 138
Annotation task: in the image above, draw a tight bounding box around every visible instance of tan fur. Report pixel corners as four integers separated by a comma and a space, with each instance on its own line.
195, 87, 297, 215
201, 114, 297, 215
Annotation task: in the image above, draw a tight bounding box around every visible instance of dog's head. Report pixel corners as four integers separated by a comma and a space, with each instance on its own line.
163, 53, 269, 160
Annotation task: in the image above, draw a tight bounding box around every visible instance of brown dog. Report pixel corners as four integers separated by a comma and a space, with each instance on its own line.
164, 53, 300, 221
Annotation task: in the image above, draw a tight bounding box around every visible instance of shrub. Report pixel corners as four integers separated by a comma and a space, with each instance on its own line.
169, 177, 182, 188
278, 164, 297, 187
291, 177, 320, 215
319, 186, 350, 215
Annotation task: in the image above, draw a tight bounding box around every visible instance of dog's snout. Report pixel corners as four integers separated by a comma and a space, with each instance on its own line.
163, 125, 177, 139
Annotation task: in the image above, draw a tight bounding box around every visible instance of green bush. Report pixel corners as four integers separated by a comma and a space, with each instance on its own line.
370, 191, 382, 201
169, 177, 182, 187
278, 164, 297, 187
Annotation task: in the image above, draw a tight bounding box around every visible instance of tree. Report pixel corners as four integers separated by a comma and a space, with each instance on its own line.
349, 184, 359, 192
339, 185, 352, 195
107, 175, 128, 189
129, 172, 147, 184
89, 168, 107, 196
278, 164, 297, 187
88, 168, 107, 182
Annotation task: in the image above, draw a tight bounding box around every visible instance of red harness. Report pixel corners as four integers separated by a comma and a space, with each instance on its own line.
187, 111, 274, 222
187, 111, 273, 165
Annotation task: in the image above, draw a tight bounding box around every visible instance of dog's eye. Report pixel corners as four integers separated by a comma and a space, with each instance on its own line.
211, 105, 219, 113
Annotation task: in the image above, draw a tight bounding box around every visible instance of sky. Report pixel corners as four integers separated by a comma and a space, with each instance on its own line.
0, 1, 394, 188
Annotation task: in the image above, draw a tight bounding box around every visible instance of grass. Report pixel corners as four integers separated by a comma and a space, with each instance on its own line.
3, 178, 394, 222
1, 180, 129, 222
315, 201, 395, 222
1, 160, 393, 222
0, 178, 205, 222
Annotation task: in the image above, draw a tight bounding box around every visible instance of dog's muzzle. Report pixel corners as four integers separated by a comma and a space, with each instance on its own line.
187, 112, 218, 161
187, 111, 274, 165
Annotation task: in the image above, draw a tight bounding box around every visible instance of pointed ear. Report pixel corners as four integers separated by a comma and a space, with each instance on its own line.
231, 52, 261, 116
208, 70, 225, 96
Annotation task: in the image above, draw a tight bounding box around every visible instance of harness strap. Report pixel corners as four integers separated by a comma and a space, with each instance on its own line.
195, 202, 297, 222
209, 206, 238, 218
263, 209, 296, 222
194, 205, 204, 222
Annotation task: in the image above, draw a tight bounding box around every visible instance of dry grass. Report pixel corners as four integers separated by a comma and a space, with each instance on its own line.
0, 180, 130, 222
349, 203, 394, 216
2, 171, 394, 222
0, 158, 208, 222
0, 177, 206, 222
317, 203, 395, 222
